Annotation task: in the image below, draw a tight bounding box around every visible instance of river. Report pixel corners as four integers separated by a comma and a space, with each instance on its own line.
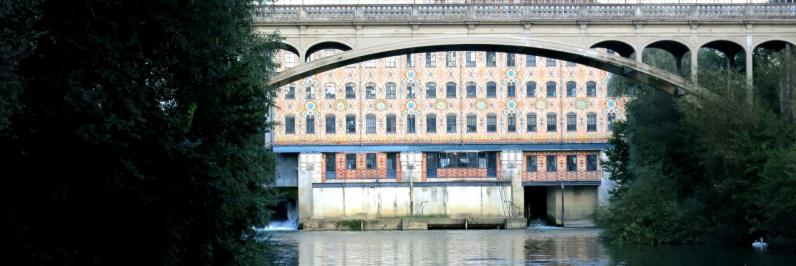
259, 228, 795, 265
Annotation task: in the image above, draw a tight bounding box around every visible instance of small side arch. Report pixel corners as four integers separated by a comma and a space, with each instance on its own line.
590, 40, 636, 59
305, 40, 353, 62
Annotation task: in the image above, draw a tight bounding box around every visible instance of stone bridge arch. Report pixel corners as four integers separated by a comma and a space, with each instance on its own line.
269, 37, 704, 98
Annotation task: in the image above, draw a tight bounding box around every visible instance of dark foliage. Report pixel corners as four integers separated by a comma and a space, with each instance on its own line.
1, 0, 281, 264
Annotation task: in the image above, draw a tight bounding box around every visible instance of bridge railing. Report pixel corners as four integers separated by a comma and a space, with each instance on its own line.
253, 3, 796, 22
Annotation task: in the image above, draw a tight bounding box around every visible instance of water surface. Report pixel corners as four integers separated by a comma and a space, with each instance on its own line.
261, 228, 794, 265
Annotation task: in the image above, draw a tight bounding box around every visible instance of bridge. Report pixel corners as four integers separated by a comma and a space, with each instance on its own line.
255, 2, 796, 98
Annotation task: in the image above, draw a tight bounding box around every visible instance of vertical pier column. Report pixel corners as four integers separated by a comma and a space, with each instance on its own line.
400, 152, 423, 215
500, 150, 524, 217
297, 153, 322, 225
746, 48, 754, 102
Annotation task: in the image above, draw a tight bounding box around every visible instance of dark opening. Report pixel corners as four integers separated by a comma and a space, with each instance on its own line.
524, 186, 548, 225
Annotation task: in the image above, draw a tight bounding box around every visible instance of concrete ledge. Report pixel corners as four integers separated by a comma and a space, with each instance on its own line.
301, 217, 528, 231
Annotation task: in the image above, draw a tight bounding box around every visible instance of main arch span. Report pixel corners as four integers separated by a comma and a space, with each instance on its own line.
268, 36, 700, 97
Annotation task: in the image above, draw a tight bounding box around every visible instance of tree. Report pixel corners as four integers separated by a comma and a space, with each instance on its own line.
1, 0, 280, 264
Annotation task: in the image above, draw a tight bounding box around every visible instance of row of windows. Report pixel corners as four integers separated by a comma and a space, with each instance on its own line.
526, 155, 599, 172
284, 81, 600, 100
284, 112, 617, 134
289, 51, 575, 69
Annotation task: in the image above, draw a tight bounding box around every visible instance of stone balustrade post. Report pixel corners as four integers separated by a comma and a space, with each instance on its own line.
298, 6, 306, 20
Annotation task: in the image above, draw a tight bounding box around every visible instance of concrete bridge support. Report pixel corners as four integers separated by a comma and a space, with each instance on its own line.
297, 153, 322, 223
501, 150, 524, 218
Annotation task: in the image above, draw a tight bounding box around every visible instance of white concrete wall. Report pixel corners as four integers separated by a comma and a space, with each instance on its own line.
311, 184, 512, 218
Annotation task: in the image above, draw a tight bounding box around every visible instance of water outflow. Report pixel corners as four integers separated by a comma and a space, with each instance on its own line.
527, 219, 561, 230
260, 201, 298, 231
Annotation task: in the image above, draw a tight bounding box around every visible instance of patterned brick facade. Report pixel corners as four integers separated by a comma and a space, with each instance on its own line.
521, 151, 601, 182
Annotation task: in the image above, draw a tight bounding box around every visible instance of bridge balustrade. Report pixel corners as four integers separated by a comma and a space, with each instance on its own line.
254, 3, 796, 22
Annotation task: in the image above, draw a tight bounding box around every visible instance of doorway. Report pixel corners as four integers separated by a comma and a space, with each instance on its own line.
524, 186, 548, 224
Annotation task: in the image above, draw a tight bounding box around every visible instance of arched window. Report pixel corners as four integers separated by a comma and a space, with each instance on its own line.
446, 113, 457, 133
286, 84, 296, 99
345, 83, 356, 99
386, 114, 396, 133
325, 114, 335, 134
466, 82, 476, 98
385, 82, 396, 99
587, 81, 597, 97
487, 113, 497, 132
345, 114, 356, 134
426, 113, 437, 133
446, 82, 457, 98
507, 113, 516, 132
566, 112, 577, 132
546, 81, 556, 98
285, 115, 295, 134
366, 114, 376, 134
486, 81, 497, 98
546, 112, 557, 132
507, 83, 516, 98
365, 82, 376, 99
466, 114, 477, 133
526, 81, 536, 98
305, 86, 314, 99
407, 84, 416, 99
407, 114, 416, 133
426, 82, 437, 99
587, 112, 597, 132
566, 81, 576, 97
608, 113, 617, 131
526, 113, 537, 132
306, 115, 315, 134
325, 83, 336, 99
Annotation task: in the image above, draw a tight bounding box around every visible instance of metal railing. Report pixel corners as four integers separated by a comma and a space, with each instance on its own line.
253, 3, 796, 22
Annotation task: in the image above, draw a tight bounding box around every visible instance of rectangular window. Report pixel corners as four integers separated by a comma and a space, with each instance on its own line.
426, 83, 436, 98
547, 113, 557, 132
325, 84, 335, 99
466, 115, 476, 133
366, 115, 376, 134
386, 115, 396, 133
366, 153, 377, 169
284, 53, 295, 68
385, 57, 396, 68
346, 115, 356, 134
466, 83, 476, 98
507, 114, 516, 132
346, 154, 357, 170
325, 153, 336, 179
426, 115, 437, 133
506, 52, 515, 67
487, 115, 497, 133
345, 84, 356, 99
566, 61, 576, 67
587, 155, 598, 171
507, 83, 516, 98
526, 156, 537, 172
546, 155, 557, 172
546, 82, 556, 98
285, 85, 295, 99
566, 155, 577, 171
567, 113, 577, 132
446, 83, 456, 98
285, 116, 295, 134
406, 54, 414, 67
587, 82, 597, 97
326, 116, 336, 134
466, 51, 476, 67
446, 114, 457, 133
407, 115, 416, 134
386, 83, 396, 99
566, 82, 576, 97
366, 84, 376, 99
486, 83, 496, 98
407, 85, 416, 99
526, 55, 536, 67
306, 87, 314, 99
425, 52, 435, 67
526, 82, 536, 97
527, 113, 537, 132
486, 51, 496, 67
306, 116, 315, 134
446, 51, 456, 67
587, 113, 597, 132
546, 58, 556, 67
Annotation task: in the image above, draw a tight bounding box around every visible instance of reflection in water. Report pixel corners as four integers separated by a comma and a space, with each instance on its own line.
261, 229, 795, 265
